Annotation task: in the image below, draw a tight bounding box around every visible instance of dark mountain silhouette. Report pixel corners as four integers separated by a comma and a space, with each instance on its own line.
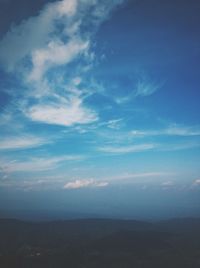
0, 218, 200, 268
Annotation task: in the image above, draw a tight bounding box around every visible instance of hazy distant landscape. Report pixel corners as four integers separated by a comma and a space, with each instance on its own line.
0, 217, 200, 268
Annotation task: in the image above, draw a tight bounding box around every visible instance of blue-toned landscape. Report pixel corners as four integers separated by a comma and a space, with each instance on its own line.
0, 0, 200, 267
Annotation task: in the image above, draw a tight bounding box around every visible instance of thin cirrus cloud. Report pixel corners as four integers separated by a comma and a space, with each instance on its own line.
0, 155, 83, 173
63, 172, 174, 190
158, 141, 200, 152
115, 76, 162, 104
98, 140, 200, 155
105, 172, 173, 183
0, 135, 49, 150
0, 0, 123, 72
134, 79, 161, 97
29, 38, 89, 81
131, 125, 200, 137
64, 179, 108, 190
0, 0, 78, 71
98, 143, 156, 154
0, 0, 123, 128
161, 181, 175, 187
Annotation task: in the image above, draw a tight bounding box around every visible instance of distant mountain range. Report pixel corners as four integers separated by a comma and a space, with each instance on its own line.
0, 218, 200, 268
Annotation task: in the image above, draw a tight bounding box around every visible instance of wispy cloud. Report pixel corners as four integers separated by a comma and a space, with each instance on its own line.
161, 180, 175, 187
0, 155, 83, 173
64, 179, 108, 189
0, 0, 123, 128
100, 119, 123, 129
29, 38, 89, 81
134, 78, 162, 97
159, 141, 200, 151
115, 74, 163, 104
0, 0, 123, 71
0, 173, 71, 190
98, 143, 156, 154
0, 171, 175, 190
193, 179, 200, 186
0, 135, 48, 150
97, 139, 199, 155
0, 0, 123, 77
105, 172, 173, 182
0, 0, 79, 71
131, 124, 200, 137
25, 96, 98, 127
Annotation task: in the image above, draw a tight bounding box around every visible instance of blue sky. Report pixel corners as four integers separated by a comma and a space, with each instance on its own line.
0, 0, 200, 219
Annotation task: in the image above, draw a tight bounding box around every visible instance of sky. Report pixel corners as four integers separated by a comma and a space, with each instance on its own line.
0, 0, 200, 220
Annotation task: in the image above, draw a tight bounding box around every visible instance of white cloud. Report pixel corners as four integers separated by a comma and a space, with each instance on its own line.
193, 179, 200, 186
0, 155, 83, 173
159, 142, 200, 151
131, 125, 200, 137
120, 172, 170, 180
64, 179, 108, 189
105, 172, 173, 183
56, 0, 78, 16
134, 79, 161, 97
0, 0, 122, 73
29, 38, 89, 81
165, 125, 200, 136
98, 143, 156, 154
0, 135, 48, 150
161, 181, 174, 187
0, 177, 108, 191
115, 75, 162, 104
103, 119, 123, 129
0, 0, 123, 129
0, 0, 78, 71
26, 96, 98, 126
63, 172, 173, 189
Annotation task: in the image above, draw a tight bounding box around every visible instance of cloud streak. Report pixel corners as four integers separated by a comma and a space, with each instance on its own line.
0, 0, 123, 128
0, 155, 83, 173
134, 78, 161, 97
131, 125, 200, 137
64, 179, 108, 189
0, 0, 123, 75
103, 172, 174, 184
29, 38, 89, 81
0, 135, 49, 150
98, 143, 156, 154
0, 0, 78, 71
193, 179, 200, 186
97, 139, 199, 155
